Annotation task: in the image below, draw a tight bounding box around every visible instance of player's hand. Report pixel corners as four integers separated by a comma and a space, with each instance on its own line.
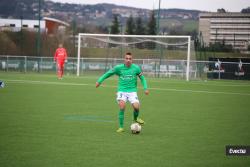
65, 60, 68, 63
144, 89, 149, 95
96, 82, 100, 88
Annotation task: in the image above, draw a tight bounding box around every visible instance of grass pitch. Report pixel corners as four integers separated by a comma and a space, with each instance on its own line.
0, 72, 250, 167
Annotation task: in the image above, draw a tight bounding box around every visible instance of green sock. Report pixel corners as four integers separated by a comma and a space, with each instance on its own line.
133, 109, 139, 121
118, 109, 125, 128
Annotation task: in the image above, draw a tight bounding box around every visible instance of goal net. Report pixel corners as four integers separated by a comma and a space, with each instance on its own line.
77, 33, 196, 81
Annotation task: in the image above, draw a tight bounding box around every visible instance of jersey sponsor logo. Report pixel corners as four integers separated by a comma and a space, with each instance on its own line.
120, 69, 137, 81
120, 74, 135, 80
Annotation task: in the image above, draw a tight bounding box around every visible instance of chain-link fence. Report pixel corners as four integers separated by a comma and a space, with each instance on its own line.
1, 55, 250, 80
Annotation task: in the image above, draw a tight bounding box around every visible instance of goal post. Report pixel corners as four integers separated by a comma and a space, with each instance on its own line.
77, 33, 194, 81
187, 36, 191, 81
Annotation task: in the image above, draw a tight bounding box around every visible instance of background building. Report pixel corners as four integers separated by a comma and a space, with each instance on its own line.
199, 13, 250, 51
0, 18, 46, 32
0, 17, 69, 34
43, 17, 70, 34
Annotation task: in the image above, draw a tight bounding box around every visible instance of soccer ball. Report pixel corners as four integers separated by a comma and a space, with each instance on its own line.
130, 123, 141, 134
0, 81, 4, 88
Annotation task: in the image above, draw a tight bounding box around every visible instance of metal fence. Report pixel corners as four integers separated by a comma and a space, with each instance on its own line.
1, 55, 250, 80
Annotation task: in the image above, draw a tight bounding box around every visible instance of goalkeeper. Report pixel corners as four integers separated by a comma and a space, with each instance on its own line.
54, 43, 68, 79
96, 52, 149, 133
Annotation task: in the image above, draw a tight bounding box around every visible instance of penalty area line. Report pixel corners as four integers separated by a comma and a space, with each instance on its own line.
5, 79, 91, 86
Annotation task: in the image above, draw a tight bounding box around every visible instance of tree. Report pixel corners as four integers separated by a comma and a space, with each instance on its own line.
147, 11, 157, 35
135, 17, 145, 35
125, 15, 135, 35
110, 14, 120, 34
145, 11, 157, 49
208, 42, 233, 52
241, 7, 250, 13
134, 17, 146, 49
217, 8, 226, 13
0, 32, 18, 55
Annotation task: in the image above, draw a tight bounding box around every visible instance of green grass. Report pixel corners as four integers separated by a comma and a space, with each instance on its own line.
160, 19, 183, 28
159, 19, 198, 32
182, 20, 198, 32
0, 72, 250, 167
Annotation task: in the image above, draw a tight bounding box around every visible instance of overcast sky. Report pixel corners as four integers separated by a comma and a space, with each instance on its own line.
51, 0, 250, 12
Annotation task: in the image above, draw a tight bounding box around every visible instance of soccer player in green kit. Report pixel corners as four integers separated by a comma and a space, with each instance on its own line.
96, 52, 149, 133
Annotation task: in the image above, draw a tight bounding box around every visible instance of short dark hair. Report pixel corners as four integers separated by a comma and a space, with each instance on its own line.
125, 52, 132, 56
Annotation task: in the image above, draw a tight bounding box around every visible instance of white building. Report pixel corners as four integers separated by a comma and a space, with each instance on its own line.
0, 18, 46, 32
0, 17, 69, 34
199, 13, 250, 51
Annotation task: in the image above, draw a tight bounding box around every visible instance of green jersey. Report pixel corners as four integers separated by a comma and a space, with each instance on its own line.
97, 64, 148, 92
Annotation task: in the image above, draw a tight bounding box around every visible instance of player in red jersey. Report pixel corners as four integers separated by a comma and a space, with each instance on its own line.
54, 44, 68, 79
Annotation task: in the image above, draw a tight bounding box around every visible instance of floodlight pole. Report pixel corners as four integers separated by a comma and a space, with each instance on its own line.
37, 0, 41, 57
156, 0, 162, 78
72, 17, 77, 73
157, 0, 161, 34
20, 15, 23, 56
72, 18, 76, 57
77, 34, 81, 76
36, 0, 41, 72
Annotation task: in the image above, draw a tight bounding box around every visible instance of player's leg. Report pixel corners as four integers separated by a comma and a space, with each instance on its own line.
61, 62, 65, 78
116, 92, 127, 132
132, 102, 139, 121
58, 61, 64, 79
117, 100, 126, 132
129, 92, 145, 125
132, 102, 144, 124
57, 62, 61, 79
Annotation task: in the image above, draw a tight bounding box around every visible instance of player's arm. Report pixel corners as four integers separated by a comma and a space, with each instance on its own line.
138, 73, 149, 95
96, 67, 116, 88
137, 68, 149, 95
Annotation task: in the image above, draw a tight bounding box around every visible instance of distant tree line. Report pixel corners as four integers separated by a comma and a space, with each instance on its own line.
0, 29, 77, 57
108, 12, 157, 49
110, 11, 157, 35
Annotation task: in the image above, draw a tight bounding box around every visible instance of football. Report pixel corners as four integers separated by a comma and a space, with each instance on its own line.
130, 123, 142, 134
0, 81, 4, 88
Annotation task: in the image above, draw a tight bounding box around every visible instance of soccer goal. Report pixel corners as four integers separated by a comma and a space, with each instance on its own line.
77, 33, 196, 81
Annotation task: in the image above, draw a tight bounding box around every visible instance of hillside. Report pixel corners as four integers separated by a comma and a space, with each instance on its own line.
0, 0, 200, 29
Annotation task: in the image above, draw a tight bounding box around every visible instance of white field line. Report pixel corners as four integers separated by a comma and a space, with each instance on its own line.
3, 74, 250, 87
6, 79, 91, 86
148, 80, 250, 87
4, 79, 250, 96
